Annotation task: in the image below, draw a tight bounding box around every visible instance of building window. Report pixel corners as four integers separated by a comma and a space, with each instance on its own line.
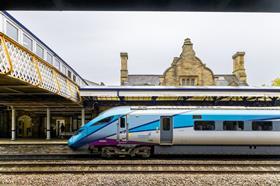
190, 78, 195, 85
62, 65, 66, 75
252, 121, 273, 131
194, 121, 215, 130
67, 70, 72, 79
23, 34, 32, 51
36, 44, 44, 59
223, 121, 244, 131
54, 59, 60, 70
47, 52, 53, 64
73, 74, 76, 82
181, 77, 197, 86
6, 21, 18, 41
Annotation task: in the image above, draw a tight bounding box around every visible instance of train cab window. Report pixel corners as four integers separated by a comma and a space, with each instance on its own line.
6, 21, 18, 41
194, 121, 215, 131
162, 117, 171, 131
223, 121, 244, 131
120, 117, 126, 128
93, 116, 113, 126
252, 121, 273, 131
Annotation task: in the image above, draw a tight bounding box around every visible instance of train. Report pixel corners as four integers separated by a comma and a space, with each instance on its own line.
68, 106, 280, 157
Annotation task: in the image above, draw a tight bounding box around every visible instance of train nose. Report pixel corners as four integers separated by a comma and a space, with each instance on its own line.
68, 136, 77, 149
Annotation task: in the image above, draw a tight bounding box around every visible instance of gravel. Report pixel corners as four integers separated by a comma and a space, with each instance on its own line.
0, 173, 280, 186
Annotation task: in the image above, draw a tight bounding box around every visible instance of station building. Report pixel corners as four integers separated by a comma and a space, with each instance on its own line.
120, 38, 248, 86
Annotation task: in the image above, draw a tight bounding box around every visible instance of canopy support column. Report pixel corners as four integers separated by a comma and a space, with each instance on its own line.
11, 107, 16, 141
81, 108, 85, 126
46, 108, 51, 140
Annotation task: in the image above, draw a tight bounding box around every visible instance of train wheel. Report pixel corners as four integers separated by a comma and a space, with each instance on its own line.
101, 147, 118, 158
132, 146, 151, 158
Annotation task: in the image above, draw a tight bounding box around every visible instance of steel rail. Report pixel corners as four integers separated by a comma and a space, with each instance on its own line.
1, 162, 280, 174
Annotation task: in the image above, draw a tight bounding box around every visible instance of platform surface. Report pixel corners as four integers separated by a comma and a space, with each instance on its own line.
0, 138, 68, 145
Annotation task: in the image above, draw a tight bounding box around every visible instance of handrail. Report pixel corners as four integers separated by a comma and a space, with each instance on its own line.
0, 32, 78, 86
0, 32, 80, 102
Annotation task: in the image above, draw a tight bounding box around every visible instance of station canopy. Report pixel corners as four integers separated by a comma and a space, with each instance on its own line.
80, 86, 280, 107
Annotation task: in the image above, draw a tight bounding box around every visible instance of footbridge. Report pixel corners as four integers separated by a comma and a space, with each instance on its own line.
0, 11, 86, 108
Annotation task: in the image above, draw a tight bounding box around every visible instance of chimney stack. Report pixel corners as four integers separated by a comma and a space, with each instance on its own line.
232, 52, 247, 85
120, 52, 128, 85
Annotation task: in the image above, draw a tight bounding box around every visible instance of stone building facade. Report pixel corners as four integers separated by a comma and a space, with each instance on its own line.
120, 38, 248, 86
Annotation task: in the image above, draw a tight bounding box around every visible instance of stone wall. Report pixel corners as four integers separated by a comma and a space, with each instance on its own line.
160, 38, 215, 86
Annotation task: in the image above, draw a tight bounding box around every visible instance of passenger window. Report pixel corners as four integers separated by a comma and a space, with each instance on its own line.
194, 121, 215, 130
223, 121, 244, 131
120, 117, 126, 128
252, 121, 273, 131
162, 117, 171, 131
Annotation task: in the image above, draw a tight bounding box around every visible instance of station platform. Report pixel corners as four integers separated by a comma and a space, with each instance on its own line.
0, 139, 89, 156
0, 138, 67, 145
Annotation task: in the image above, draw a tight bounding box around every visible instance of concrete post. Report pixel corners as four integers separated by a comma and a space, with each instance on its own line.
81, 108, 85, 126
11, 107, 16, 141
46, 108, 51, 140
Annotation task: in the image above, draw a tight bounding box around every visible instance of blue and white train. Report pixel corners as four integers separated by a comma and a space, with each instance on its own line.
68, 106, 280, 157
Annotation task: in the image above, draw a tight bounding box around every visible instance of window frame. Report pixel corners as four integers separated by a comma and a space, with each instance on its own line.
120, 117, 126, 128
223, 121, 244, 131
92, 116, 114, 126
54, 58, 61, 70
46, 52, 53, 64
162, 117, 171, 131
36, 44, 44, 59
73, 74, 76, 82
252, 121, 273, 131
6, 21, 18, 41
22, 33, 33, 51
194, 120, 215, 131
67, 70, 72, 79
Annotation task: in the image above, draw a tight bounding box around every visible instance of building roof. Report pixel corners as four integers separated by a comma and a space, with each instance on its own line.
126, 74, 248, 86
127, 75, 160, 86
214, 74, 248, 86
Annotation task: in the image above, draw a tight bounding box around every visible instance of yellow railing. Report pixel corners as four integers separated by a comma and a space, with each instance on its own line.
0, 32, 80, 103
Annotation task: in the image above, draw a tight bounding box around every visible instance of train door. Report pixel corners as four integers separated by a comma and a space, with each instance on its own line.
117, 116, 128, 143
160, 116, 173, 144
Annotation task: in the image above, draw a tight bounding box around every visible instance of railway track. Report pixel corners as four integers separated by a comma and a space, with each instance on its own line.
1, 161, 280, 174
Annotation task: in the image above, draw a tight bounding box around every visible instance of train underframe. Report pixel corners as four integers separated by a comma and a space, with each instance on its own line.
89, 144, 152, 158
89, 144, 280, 158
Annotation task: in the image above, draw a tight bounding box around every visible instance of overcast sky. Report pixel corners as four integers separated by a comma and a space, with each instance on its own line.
8, 11, 280, 86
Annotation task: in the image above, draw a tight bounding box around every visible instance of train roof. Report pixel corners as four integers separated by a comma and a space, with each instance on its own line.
128, 106, 280, 116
